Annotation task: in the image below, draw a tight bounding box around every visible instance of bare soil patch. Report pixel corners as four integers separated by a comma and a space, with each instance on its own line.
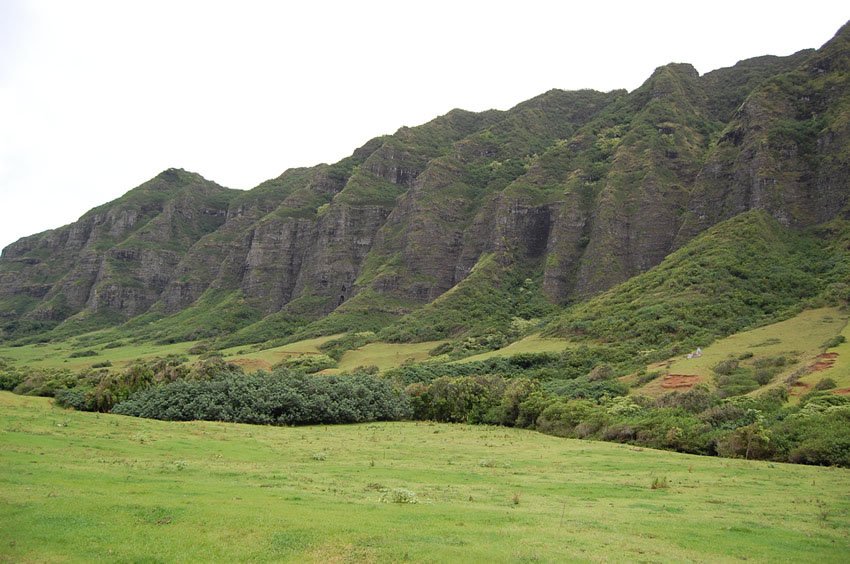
808, 352, 838, 372
661, 374, 700, 389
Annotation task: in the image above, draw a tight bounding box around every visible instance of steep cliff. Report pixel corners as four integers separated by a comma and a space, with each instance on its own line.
2, 22, 849, 345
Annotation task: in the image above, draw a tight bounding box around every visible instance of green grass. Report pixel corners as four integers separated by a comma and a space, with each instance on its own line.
218, 334, 345, 371
636, 307, 848, 397
329, 340, 447, 373
1, 392, 849, 562
454, 334, 572, 363
0, 339, 199, 372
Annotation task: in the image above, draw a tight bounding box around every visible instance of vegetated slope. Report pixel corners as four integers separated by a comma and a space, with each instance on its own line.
545, 211, 845, 361
2, 392, 849, 562
1, 22, 849, 348
632, 307, 848, 398
0, 169, 238, 339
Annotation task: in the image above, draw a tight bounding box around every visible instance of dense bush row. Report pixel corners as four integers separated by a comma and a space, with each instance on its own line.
0, 355, 233, 412
405, 375, 850, 467
112, 370, 409, 425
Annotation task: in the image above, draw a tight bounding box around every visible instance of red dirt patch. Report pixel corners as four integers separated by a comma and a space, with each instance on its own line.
808, 352, 838, 372
789, 381, 811, 397
661, 374, 701, 389
833, 388, 850, 395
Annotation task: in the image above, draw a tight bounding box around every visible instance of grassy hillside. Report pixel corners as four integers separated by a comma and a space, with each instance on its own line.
632, 307, 848, 398
546, 211, 840, 360
2, 392, 849, 562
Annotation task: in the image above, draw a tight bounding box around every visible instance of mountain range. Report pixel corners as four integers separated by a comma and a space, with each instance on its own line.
2, 21, 849, 352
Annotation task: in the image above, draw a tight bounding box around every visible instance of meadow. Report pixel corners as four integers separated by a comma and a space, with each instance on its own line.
2, 392, 849, 562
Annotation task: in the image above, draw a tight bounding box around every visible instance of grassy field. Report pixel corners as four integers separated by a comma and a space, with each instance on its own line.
328, 341, 447, 374
219, 334, 345, 372
454, 334, 572, 364
2, 392, 849, 563
0, 339, 200, 372
634, 308, 848, 397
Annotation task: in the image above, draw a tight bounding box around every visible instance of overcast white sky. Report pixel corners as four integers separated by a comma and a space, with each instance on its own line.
1, 1, 847, 250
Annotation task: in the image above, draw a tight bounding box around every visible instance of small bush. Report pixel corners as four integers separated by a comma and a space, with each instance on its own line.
587, 364, 614, 381
813, 377, 837, 391
428, 342, 453, 357
822, 335, 846, 349
0, 369, 25, 391
753, 369, 774, 386
54, 388, 94, 411
381, 488, 418, 504
91, 360, 113, 369
651, 477, 669, 490
68, 350, 98, 358
273, 354, 337, 374
712, 359, 739, 375
635, 370, 662, 386
187, 342, 211, 355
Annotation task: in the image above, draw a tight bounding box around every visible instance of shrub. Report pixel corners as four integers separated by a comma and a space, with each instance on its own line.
635, 370, 662, 386
112, 370, 410, 425
712, 359, 739, 375
813, 377, 837, 391
0, 368, 25, 391
68, 349, 98, 358
54, 388, 95, 411
752, 369, 773, 386
187, 342, 212, 355
273, 354, 337, 374
822, 335, 846, 349
428, 342, 453, 357
380, 488, 418, 504
413, 375, 506, 423
656, 385, 717, 413
716, 420, 773, 460
587, 364, 614, 381
651, 477, 668, 490
13, 368, 80, 397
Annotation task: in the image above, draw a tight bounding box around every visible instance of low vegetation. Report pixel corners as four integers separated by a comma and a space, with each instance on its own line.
2, 392, 848, 562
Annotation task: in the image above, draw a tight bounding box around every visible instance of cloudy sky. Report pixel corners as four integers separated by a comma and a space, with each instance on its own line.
1, 1, 847, 249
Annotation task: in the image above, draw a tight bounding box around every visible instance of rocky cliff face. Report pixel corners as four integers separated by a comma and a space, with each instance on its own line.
0, 169, 236, 335
2, 22, 849, 343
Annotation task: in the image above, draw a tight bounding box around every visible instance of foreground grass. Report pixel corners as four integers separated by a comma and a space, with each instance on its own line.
1, 393, 849, 562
